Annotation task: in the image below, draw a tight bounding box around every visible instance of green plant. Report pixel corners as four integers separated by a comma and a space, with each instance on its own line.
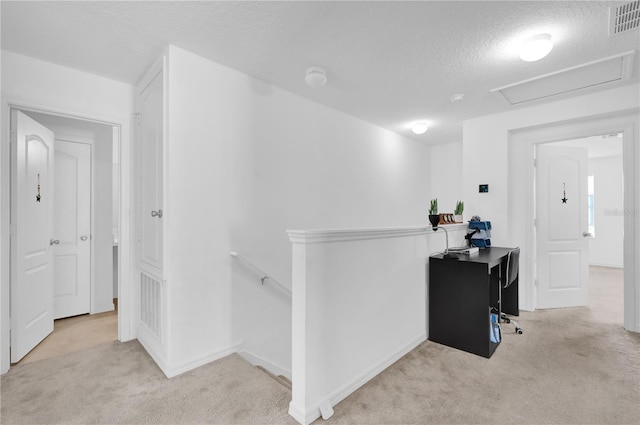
454, 201, 464, 215
429, 198, 438, 215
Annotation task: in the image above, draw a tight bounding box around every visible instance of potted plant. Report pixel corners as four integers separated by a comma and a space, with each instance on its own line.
454, 201, 464, 223
428, 198, 440, 228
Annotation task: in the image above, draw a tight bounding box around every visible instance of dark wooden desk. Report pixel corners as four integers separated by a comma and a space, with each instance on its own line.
428, 247, 519, 358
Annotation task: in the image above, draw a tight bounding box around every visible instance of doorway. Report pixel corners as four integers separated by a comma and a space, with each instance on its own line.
9, 108, 120, 364
534, 133, 624, 322
508, 110, 638, 333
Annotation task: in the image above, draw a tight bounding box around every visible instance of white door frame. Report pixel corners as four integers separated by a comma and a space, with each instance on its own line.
509, 109, 639, 332
1, 101, 133, 373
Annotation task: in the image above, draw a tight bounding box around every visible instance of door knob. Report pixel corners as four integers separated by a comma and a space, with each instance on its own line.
80, 235, 88, 241
49, 239, 60, 246
582, 231, 593, 237
151, 209, 163, 218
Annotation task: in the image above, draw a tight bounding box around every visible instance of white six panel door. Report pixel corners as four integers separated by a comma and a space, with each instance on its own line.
10, 110, 55, 362
53, 140, 91, 319
536, 144, 589, 309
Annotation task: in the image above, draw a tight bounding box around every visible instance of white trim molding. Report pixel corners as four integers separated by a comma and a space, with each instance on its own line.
239, 349, 292, 381
139, 337, 243, 379
318, 332, 425, 423
163, 342, 243, 378
287, 223, 466, 244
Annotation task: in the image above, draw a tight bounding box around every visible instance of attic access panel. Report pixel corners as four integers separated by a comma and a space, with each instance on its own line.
491, 51, 635, 106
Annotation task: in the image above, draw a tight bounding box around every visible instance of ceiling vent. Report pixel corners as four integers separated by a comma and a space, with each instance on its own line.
610, 1, 640, 35
491, 51, 635, 106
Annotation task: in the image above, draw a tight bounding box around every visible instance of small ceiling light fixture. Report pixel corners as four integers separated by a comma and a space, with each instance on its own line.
519, 33, 553, 62
412, 121, 429, 135
305, 67, 327, 88
450, 93, 465, 103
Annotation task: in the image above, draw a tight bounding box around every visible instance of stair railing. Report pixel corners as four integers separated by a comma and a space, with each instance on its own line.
230, 251, 291, 295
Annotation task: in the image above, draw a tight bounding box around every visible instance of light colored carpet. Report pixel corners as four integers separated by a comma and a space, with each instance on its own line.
1, 342, 295, 425
2, 266, 639, 424
16, 310, 117, 366
330, 308, 640, 424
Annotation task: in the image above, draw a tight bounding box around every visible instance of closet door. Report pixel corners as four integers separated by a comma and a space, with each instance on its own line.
137, 66, 164, 273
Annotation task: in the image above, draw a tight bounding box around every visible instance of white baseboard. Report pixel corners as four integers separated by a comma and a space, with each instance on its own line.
238, 349, 291, 381
289, 401, 316, 425
289, 332, 426, 425
326, 332, 426, 408
163, 341, 243, 378
137, 327, 242, 379
92, 302, 115, 315
137, 334, 170, 377
589, 263, 623, 269
138, 332, 240, 378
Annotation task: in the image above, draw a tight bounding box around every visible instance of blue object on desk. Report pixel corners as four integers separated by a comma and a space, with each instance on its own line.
469, 220, 492, 248
469, 221, 492, 231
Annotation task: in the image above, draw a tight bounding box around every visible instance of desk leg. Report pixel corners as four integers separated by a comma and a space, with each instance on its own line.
488, 265, 502, 322
496, 264, 503, 324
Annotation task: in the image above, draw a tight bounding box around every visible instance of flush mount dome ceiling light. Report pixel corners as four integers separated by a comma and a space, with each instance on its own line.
519, 33, 553, 62
450, 93, 465, 103
305, 67, 327, 88
412, 121, 429, 134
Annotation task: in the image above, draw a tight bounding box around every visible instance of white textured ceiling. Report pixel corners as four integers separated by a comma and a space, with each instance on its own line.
2, 1, 639, 144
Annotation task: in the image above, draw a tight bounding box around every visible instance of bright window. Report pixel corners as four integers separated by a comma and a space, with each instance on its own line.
588, 175, 595, 238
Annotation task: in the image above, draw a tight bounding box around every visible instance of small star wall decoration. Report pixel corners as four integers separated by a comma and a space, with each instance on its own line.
561, 182, 568, 204
36, 173, 41, 203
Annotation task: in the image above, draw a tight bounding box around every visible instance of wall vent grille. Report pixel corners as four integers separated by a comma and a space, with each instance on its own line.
141, 271, 162, 339
611, 1, 640, 35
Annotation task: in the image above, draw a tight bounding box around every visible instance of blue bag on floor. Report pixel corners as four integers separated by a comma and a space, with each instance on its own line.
490, 313, 501, 343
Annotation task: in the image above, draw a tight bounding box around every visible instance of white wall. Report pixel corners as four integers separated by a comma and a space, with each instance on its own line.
286, 224, 466, 425
589, 156, 624, 267
430, 142, 463, 218
164, 45, 432, 374
464, 85, 638, 241
463, 83, 639, 326
292, 231, 422, 425
288, 227, 428, 424
1, 50, 134, 373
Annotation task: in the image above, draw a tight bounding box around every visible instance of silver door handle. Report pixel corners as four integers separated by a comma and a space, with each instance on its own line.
151, 209, 163, 218
49, 239, 60, 246
80, 235, 88, 241
582, 232, 593, 237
